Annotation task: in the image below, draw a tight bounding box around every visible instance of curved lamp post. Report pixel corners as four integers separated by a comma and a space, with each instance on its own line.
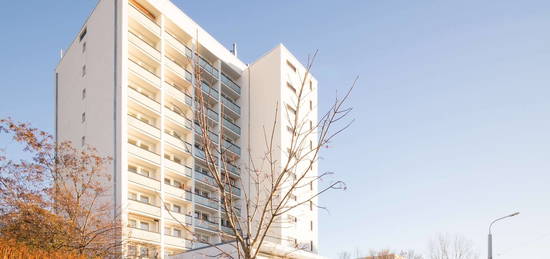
488, 212, 519, 259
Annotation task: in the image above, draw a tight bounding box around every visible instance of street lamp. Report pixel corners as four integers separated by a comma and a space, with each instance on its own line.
488, 212, 520, 259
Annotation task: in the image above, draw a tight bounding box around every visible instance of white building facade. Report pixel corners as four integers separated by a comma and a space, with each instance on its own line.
55, 0, 319, 258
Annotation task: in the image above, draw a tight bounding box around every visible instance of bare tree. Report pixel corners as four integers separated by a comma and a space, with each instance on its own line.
399, 249, 424, 259
165, 38, 355, 258
428, 234, 478, 259
337, 251, 352, 259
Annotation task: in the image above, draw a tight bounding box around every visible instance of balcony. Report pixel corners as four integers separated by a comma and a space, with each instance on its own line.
165, 32, 193, 59
221, 162, 240, 177
128, 198, 161, 218
221, 225, 234, 235
225, 184, 241, 197
128, 226, 161, 244
164, 184, 192, 201
194, 170, 215, 187
166, 83, 192, 107
200, 81, 219, 100
164, 212, 192, 226
164, 234, 193, 249
128, 87, 160, 114
127, 114, 160, 139
221, 95, 240, 116
128, 171, 160, 190
128, 59, 160, 87
194, 194, 219, 210
221, 73, 240, 95
128, 143, 160, 165
128, 31, 160, 61
223, 139, 241, 156
164, 159, 192, 178
165, 56, 192, 82
164, 132, 192, 154
198, 56, 218, 78
129, 4, 160, 36
193, 242, 209, 249
222, 117, 240, 136
194, 123, 219, 144
194, 218, 219, 232
164, 107, 192, 130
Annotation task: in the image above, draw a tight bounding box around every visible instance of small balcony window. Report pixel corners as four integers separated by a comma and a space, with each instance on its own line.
82, 65, 86, 77
81, 136, 85, 147
173, 204, 181, 213
82, 88, 86, 99
81, 112, 86, 123
173, 229, 181, 237
82, 42, 86, 53
140, 247, 149, 257
140, 222, 149, 231
128, 219, 137, 228
139, 195, 150, 204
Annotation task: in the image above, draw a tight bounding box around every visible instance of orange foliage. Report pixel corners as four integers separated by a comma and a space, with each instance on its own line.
0, 239, 96, 259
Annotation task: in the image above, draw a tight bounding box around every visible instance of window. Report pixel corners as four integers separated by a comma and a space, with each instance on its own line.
128, 165, 137, 173
82, 65, 86, 77
173, 204, 181, 213
310, 182, 313, 191
139, 195, 150, 204
82, 88, 86, 99
79, 27, 87, 42
128, 245, 137, 256
310, 100, 313, 111
286, 60, 296, 72
140, 221, 149, 231
173, 180, 182, 188
310, 121, 313, 131
129, 192, 137, 200
128, 219, 137, 228
164, 227, 171, 235
164, 178, 171, 185
82, 42, 86, 53
81, 136, 85, 147
81, 112, 86, 123
309, 80, 313, 91
310, 140, 313, 150
310, 221, 313, 231
310, 201, 313, 211
287, 82, 297, 94
310, 241, 314, 252
173, 229, 181, 237
140, 247, 149, 257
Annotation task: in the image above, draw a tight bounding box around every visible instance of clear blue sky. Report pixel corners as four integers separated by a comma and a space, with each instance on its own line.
1, 1, 549, 258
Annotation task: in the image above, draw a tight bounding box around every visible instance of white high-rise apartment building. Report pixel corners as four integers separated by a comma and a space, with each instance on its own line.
55, 0, 318, 258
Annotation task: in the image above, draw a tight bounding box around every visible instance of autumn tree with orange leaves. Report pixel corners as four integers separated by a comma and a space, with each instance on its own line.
0, 118, 121, 257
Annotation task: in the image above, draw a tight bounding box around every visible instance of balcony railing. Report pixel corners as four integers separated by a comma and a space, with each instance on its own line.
200, 81, 219, 99
128, 170, 160, 190
127, 114, 160, 138
164, 158, 192, 178
128, 59, 160, 86
194, 123, 219, 144
128, 142, 160, 164
164, 107, 192, 129
164, 234, 193, 249
165, 56, 192, 82
223, 139, 241, 156
198, 56, 218, 78
165, 32, 193, 59
221, 73, 240, 94
221, 162, 240, 176
225, 184, 241, 196
194, 194, 219, 210
128, 198, 161, 218
128, 30, 160, 60
164, 185, 193, 201
166, 82, 192, 107
194, 170, 215, 187
194, 218, 219, 232
165, 213, 193, 226
128, 87, 161, 113
221, 95, 240, 115
128, 4, 160, 35
164, 131, 192, 154
222, 117, 240, 136
221, 225, 234, 235
128, 226, 161, 243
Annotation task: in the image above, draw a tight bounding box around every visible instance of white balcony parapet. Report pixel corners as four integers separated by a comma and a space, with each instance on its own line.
128, 171, 160, 190
128, 227, 161, 244
165, 107, 192, 130
165, 56, 192, 82
164, 212, 193, 226
128, 199, 161, 218
164, 184, 192, 201
129, 4, 160, 36
128, 31, 160, 61
128, 59, 160, 87
164, 234, 193, 249
128, 143, 160, 165
164, 133, 192, 154
128, 114, 160, 139
166, 83, 192, 107
164, 158, 192, 178
165, 32, 193, 59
